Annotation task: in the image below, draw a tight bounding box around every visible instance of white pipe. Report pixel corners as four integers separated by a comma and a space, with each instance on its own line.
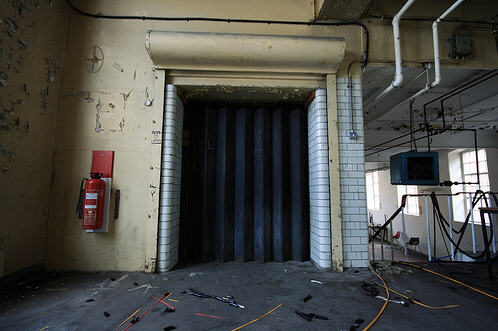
425, 196, 432, 261
431, 0, 464, 86
366, 0, 416, 109
366, 0, 465, 124
401, 206, 408, 261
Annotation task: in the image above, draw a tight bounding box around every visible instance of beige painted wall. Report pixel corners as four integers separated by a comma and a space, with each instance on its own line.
2, 0, 496, 275
44, 0, 355, 272
0, 0, 68, 276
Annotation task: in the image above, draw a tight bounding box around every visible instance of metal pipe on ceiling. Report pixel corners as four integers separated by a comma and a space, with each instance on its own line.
365, 0, 417, 110
366, 0, 466, 126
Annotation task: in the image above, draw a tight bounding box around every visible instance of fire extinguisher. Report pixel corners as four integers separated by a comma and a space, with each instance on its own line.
81, 172, 106, 230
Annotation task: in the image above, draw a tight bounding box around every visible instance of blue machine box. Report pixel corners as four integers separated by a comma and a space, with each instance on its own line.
390, 152, 439, 186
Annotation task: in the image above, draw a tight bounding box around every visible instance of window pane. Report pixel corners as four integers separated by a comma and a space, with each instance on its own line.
478, 149, 487, 161
463, 162, 476, 174
479, 175, 489, 188
462, 151, 472, 163
478, 161, 488, 173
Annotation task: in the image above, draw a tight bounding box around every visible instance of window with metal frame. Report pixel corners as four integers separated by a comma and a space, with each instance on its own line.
366, 171, 380, 210
461, 149, 490, 221
397, 185, 419, 216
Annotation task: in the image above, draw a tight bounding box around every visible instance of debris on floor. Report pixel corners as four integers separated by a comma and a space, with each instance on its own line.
188, 288, 245, 308
295, 310, 329, 322
302, 294, 312, 302
310, 279, 323, 284
361, 282, 380, 297
372, 261, 412, 276
1, 262, 497, 330
350, 318, 365, 330
374, 295, 409, 307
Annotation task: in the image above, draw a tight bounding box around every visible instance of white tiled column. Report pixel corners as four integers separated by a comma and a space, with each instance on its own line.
308, 89, 332, 268
336, 77, 369, 268
158, 85, 184, 272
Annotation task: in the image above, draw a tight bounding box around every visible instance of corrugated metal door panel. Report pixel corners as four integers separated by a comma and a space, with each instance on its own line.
180, 105, 309, 263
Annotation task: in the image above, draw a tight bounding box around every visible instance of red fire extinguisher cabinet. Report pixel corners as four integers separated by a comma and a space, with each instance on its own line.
82, 173, 106, 230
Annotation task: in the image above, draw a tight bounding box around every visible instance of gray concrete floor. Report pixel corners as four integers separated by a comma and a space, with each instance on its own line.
1, 261, 497, 330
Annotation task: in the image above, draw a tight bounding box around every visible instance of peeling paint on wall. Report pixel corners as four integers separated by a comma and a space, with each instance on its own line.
0, 0, 68, 276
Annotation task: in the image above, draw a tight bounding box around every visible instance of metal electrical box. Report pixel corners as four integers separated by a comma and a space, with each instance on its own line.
390, 152, 439, 186
448, 33, 471, 59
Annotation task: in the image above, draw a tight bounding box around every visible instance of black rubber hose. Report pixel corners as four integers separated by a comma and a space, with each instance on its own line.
431, 191, 496, 260
430, 191, 487, 234
65, 0, 370, 68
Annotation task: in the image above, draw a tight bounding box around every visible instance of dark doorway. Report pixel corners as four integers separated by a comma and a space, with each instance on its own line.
179, 103, 309, 264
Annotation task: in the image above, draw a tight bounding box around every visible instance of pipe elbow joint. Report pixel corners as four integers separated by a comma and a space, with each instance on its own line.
392, 74, 404, 88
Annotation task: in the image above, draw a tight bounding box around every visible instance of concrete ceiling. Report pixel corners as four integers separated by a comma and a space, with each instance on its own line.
362, 66, 498, 161
316, 0, 497, 22
363, 66, 498, 132
365, 0, 497, 22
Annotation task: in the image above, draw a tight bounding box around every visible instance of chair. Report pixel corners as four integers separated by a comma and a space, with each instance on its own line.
392, 231, 403, 249
407, 237, 422, 254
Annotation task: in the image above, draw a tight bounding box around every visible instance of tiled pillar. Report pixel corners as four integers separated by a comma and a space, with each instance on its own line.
308, 89, 332, 268
336, 77, 369, 268
158, 85, 184, 272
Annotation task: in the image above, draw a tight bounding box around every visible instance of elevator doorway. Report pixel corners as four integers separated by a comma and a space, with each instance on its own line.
179, 103, 310, 264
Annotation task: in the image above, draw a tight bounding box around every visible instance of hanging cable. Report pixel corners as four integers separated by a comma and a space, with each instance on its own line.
65, 0, 370, 68
408, 98, 417, 151
430, 191, 497, 260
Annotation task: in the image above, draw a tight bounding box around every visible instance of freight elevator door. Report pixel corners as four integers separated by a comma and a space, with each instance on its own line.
179, 104, 309, 263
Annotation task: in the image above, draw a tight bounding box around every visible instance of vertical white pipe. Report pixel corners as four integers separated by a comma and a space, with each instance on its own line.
388, 214, 394, 262
469, 193, 476, 254
489, 195, 496, 254
448, 196, 455, 260
371, 226, 375, 261
425, 196, 432, 261
401, 207, 408, 262
432, 0, 465, 88
385, 0, 466, 110
366, 0, 416, 108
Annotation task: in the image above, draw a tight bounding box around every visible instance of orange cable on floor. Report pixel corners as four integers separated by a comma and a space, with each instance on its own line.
363, 269, 389, 331
122, 293, 168, 331
373, 281, 459, 309
116, 309, 141, 329
151, 296, 175, 310
231, 304, 282, 331
398, 261, 498, 301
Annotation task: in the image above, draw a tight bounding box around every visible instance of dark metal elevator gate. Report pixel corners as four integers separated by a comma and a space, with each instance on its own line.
180, 104, 309, 264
